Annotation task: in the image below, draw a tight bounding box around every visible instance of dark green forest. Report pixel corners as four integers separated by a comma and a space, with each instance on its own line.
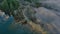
0, 0, 41, 22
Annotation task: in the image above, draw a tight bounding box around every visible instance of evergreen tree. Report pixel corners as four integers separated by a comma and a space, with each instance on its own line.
0, 0, 40, 22
0, 0, 19, 16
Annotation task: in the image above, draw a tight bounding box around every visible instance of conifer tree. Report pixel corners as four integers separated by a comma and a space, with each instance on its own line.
0, 0, 19, 16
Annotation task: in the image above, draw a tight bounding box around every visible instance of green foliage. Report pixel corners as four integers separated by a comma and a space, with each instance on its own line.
1, 0, 9, 11
0, 0, 40, 22
24, 0, 39, 3
0, 0, 19, 15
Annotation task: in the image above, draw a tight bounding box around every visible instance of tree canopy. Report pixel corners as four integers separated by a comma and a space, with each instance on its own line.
0, 0, 19, 15
0, 0, 40, 22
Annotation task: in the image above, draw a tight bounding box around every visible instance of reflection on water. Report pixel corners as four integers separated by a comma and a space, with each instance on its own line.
0, 15, 14, 34
0, 15, 41, 34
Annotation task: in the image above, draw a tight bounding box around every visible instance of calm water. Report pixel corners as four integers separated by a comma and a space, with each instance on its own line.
0, 15, 38, 34
0, 16, 14, 34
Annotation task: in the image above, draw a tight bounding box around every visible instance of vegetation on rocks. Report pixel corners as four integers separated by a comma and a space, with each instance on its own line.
0, 0, 47, 34
0, 0, 41, 22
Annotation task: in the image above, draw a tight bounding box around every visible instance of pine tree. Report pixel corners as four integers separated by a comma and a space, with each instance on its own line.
0, 0, 19, 16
